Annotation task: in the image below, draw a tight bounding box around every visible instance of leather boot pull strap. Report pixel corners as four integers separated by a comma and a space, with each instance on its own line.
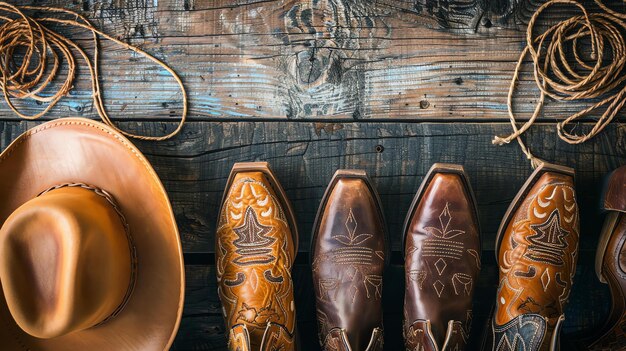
322, 328, 353, 351
405, 320, 439, 351
322, 327, 384, 351
441, 320, 469, 351
227, 324, 251, 351
364, 327, 384, 351
260, 322, 295, 351
549, 315, 566, 351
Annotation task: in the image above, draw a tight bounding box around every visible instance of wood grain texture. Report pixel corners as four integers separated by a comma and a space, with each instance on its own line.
3, 0, 624, 122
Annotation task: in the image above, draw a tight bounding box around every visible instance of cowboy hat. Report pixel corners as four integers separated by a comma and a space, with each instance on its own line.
0, 118, 184, 350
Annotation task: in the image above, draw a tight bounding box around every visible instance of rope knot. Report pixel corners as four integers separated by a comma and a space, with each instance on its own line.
492, 136, 511, 145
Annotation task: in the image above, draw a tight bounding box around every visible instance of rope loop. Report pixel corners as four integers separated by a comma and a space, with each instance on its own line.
0, 2, 187, 141
493, 0, 626, 165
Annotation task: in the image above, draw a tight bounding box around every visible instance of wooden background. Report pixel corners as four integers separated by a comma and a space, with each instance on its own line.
2, 0, 626, 349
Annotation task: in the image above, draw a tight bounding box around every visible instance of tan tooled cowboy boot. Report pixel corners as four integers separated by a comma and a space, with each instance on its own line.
493, 163, 579, 351
216, 162, 298, 351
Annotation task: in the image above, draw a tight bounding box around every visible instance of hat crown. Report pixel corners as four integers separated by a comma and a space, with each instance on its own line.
0, 186, 133, 339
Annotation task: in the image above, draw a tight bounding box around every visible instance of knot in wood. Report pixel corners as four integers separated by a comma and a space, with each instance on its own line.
296, 48, 327, 85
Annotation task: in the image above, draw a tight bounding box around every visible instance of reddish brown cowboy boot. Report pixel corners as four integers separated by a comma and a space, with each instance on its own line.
588, 165, 626, 350
311, 170, 387, 351
493, 163, 579, 351
216, 162, 298, 351
403, 164, 481, 351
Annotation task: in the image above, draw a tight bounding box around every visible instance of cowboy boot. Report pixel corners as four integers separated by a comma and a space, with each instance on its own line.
493, 163, 579, 351
587, 165, 626, 350
216, 162, 298, 351
403, 164, 481, 351
311, 170, 387, 351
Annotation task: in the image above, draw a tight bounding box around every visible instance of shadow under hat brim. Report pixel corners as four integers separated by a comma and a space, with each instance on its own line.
0, 118, 184, 351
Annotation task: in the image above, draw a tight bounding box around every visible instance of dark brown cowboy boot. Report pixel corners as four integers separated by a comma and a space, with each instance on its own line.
588, 165, 626, 350
403, 163, 481, 351
216, 162, 298, 351
311, 170, 387, 351
493, 163, 579, 351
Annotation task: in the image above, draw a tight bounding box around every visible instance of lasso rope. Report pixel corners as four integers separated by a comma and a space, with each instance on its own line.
0, 2, 187, 141
492, 0, 626, 168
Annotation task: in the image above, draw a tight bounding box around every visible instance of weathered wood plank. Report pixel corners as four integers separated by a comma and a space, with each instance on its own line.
3, 0, 622, 122
1, 120, 624, 254
174, 250, 610, 350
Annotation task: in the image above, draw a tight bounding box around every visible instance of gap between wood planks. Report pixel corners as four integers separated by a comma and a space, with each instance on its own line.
0, 116, 622, 124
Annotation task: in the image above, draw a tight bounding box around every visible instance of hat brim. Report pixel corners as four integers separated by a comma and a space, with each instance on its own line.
0, 118, 184, 350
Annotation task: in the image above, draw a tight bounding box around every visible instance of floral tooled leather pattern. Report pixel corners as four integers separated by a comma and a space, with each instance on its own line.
495, 172, 579, 350
217, 172, 296, 350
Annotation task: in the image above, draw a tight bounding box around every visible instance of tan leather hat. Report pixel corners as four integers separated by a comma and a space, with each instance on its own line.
0, 118, 184, 350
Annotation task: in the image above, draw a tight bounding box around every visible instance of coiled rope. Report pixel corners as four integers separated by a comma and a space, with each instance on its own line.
0, 2, 186, 141
492, 0, 626, 167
